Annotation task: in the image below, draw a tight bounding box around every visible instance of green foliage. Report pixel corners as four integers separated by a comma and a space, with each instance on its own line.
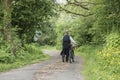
0, 0, 56, 72
0, 50, 15, 63
24, 44, 42, 54
77, 33, 120, 80
74, 0, 120, 79
55, 13, 97, 47
105, 33, 120, 48
37, 22, 57, 45
77, 45, 120, 80
98, 33, 120, 75
93, 0, 120, 34
0, 3, 3, 24
0, 43, 16, 64
0, 31, 4, 46
11, 0, 56, 43
0, 44, 49, 72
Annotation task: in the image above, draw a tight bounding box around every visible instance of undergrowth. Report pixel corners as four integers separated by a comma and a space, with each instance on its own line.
77, 41, 120, 80
0, 44, 49, 72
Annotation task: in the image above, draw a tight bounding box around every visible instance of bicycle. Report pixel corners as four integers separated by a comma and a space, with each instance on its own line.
69, 45, 75, 63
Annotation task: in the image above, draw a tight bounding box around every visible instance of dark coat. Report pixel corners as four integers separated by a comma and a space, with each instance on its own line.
61, 34, 71, 56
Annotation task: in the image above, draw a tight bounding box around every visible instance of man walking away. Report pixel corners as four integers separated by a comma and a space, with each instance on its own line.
61, 31, 76, 62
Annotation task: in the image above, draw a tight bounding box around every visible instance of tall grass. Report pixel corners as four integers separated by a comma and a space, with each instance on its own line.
0, 44, 50, 72
77, 44, 120, 80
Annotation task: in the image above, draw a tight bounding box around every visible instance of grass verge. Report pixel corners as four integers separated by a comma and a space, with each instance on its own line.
0, 44, 50, 72
77, 45, 120, 80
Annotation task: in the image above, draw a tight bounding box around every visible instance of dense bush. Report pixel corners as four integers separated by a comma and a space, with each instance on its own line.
97, 33, 120, 79
79, 33, 120, 80
0, 44, 49, 72
0, 50, 15, 63
105, 33, 120, 48
77, 43, 120, 80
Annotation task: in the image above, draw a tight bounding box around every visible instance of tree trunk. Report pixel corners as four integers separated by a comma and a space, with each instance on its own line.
1, 0, 12, 43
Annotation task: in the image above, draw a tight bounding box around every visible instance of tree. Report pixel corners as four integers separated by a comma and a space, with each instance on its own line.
11, 0, 56, 44
1, 0, 13, 43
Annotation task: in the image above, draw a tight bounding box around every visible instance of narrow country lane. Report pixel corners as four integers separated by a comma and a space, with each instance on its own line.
0, 50, 84, 80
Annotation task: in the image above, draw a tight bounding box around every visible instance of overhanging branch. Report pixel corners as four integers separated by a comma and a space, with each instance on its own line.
68, 0, 100, 5
66, 0, 89, 10
66, 0, 101, 10
60, 6, 94, 17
